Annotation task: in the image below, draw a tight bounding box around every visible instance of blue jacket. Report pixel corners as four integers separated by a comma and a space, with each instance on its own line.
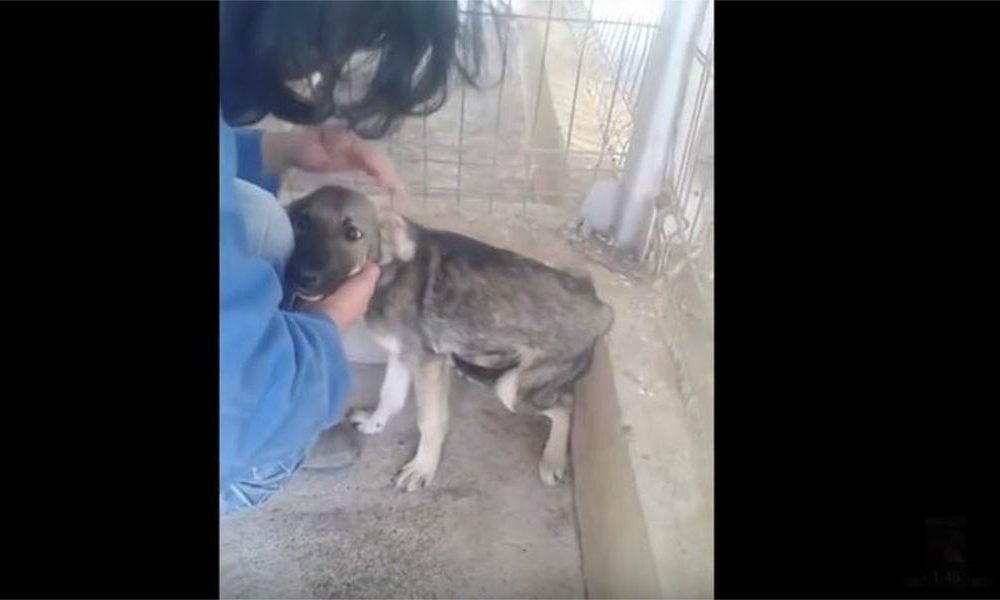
219, 117, 351, 514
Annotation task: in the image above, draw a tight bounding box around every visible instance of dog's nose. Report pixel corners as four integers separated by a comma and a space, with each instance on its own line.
296, 271, 320, 289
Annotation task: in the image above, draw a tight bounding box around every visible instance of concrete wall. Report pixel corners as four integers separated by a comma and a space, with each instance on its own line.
572, 340, 662, 599
572, 265, 714, 599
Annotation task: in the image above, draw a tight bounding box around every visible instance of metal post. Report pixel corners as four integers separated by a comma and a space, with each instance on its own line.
456, 85, 467, 208
422, 115, 429, 207
526, 0, 556, 211
564, 0, 596, 163
611, 0, 708, 256
590, 18, 632, 186
489, 13, 509, 213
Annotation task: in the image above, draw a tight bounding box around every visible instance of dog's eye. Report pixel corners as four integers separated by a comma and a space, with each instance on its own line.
293, 213, 310, 232
345, 224, 364, 242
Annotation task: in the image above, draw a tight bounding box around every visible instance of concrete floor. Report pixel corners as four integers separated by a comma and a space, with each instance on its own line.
220, 363, 585, 599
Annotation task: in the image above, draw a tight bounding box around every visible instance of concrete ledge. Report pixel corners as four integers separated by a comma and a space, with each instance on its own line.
572, 338, 663, 599
573, 265, 713, 599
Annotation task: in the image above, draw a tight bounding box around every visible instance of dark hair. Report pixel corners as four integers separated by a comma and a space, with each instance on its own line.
220, 0, 499, 139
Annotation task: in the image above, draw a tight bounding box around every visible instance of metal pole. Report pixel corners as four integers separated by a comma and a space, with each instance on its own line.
489, 14, 509, 213
564, 0, 596, 163
526, 0, 556, 211
422, 114, 429, 207
590, 18, 632, 186
456, 85, 467, 208
612, 0, 708, 256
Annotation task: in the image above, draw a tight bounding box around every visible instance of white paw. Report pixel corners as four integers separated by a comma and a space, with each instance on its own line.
348, 409, 385, 435
539, 455, 567, 486
394, 455, 439, 492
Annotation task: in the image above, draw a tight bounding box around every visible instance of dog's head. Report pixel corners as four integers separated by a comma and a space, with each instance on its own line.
285, 185, 414, 301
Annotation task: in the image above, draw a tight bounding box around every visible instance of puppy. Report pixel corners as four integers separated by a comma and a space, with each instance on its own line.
285, 186, 613, 490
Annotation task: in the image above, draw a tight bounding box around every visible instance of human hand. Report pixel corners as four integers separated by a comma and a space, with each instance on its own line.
262, 124, 404, 197
300, 262, 381, 331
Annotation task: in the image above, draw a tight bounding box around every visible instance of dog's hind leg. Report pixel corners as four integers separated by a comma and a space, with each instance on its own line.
539, 397, 572, 485
493, 348, 546, 413
395, 354, 451, 491
350, 354, 411, 435
495, 368, 521, 413
514, 350, 594, 485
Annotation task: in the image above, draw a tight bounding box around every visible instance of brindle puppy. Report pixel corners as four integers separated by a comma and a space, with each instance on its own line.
285, 186, 613, 491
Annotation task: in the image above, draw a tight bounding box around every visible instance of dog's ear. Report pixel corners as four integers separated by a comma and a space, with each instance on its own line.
377, 212, 415, 264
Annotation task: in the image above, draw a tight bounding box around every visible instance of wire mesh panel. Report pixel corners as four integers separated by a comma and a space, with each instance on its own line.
366, 0, 668, 216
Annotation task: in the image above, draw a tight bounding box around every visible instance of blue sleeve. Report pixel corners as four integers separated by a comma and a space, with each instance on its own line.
233, 128, 281, 196
219, 117, 350, 514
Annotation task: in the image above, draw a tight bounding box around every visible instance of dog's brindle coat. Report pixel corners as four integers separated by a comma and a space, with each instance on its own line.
285, 186, 613, 490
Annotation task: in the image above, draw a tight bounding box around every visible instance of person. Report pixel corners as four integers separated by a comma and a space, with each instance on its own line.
219, 0, 487, 514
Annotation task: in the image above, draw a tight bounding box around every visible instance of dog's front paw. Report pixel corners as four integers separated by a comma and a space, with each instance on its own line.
539, 455, 567, 486
394, 455, 439, 492
348, 409, 386, 435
